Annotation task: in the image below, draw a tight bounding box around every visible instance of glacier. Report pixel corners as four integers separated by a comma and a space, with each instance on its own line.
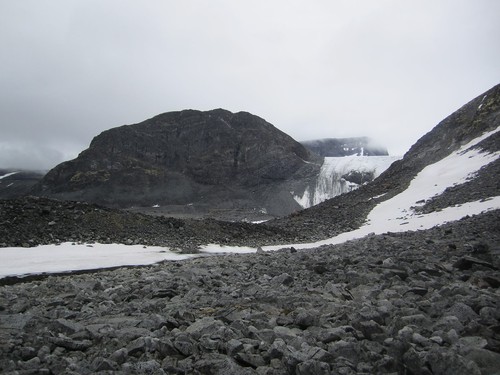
294, 155, 401, 208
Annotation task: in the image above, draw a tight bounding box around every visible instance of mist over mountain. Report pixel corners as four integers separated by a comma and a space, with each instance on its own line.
301, 137, 389, 157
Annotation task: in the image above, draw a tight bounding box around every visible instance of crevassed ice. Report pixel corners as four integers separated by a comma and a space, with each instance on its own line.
294, 156, 400, 208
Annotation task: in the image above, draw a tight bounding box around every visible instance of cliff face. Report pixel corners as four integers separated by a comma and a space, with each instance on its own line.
32, 109, 320, 215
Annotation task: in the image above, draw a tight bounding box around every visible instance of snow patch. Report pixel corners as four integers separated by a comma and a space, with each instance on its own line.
478, 94, 487, 110
0, 172, 18, 180
0, 243, 195, 279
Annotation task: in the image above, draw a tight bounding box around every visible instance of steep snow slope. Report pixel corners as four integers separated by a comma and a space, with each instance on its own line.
294, 156, 399, 208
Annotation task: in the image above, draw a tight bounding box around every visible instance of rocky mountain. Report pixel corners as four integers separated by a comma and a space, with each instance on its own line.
1, 84, 499, 374
31, 109, 321, 217
301, 137, 388, 157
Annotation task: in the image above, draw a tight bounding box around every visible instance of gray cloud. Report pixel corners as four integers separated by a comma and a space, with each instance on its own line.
1, 0, 499, 169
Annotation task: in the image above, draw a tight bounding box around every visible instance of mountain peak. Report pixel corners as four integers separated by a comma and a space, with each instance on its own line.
32, 109, 320, 215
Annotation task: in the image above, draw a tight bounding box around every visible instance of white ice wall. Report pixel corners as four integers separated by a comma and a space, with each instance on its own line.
294, 156, 400, 208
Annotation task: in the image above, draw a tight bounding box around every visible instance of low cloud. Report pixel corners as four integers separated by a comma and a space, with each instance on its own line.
0, 1, 499, 169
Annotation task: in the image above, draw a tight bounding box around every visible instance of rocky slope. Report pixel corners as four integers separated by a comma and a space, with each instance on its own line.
1, 211, 499, 374
31, 109, 321, 217
301, 137, 388, 157
0, 196, 303, 253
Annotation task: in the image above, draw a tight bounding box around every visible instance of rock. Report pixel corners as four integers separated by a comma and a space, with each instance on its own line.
455, 336, 488, 355
403, 347, 431, 375
301, 345, 334, 363
109, 348, 128, 365
48, 336, 92, 351
92, 357, 117, 372
268, 338, 291, 360
271, 273, 294, 286
186, 317, 226, 340
358, 320, 384, 340
328, 340, 360, 364
295, 359, 331, 375
444, 329, 460, 345
122, 359, 161, 374
293, 309, 320, 329
156, 338, 179, 358
395, 314, 431, 332
19, 346, 37, 361
174, 334, 196, 357
433, 316, 464, 334
427, 347, 482, 375
126, 336, 155, 357
194, 353, 256, 375
52, 318, 85, 335
199, 334, 221, 352
226, 339, 244, 356
18, 356, 41, 371
453, 257, 496, 271
465, 348, 500, 375
234, 352, 267, 368
273, 326, 299, 343
447, 302, 479, 324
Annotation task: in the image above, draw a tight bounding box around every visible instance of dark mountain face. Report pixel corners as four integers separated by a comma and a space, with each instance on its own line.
301, 137, 388, 157
32, 109, 320, 215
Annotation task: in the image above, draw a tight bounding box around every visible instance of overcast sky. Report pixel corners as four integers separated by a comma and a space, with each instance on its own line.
1, 1, 499, 170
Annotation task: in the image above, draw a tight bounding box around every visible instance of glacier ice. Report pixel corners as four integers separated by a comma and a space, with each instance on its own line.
294, 155, 400, 208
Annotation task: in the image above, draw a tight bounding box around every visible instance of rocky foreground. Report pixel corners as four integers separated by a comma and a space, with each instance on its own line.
1, 210, 499, 374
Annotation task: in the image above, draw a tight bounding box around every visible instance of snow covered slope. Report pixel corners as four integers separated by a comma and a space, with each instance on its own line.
294, 156, 400, 208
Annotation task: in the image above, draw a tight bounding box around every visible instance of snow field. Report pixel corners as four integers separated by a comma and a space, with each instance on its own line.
0, 243, 195, 278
